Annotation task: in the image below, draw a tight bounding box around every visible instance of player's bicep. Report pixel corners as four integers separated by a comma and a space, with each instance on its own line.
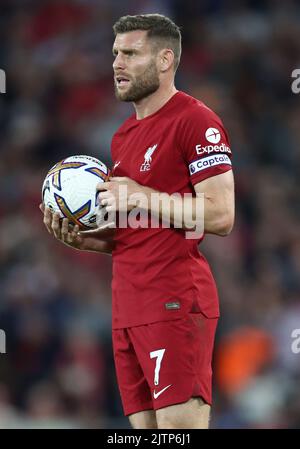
194, 170, 235, 233
194, 170, 234, 200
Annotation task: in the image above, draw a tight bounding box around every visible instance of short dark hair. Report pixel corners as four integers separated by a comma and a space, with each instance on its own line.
113, 14, 182, 72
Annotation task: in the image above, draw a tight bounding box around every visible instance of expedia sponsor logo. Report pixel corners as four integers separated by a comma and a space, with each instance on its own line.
196, 142, 231, 155
189, 155, 231, 175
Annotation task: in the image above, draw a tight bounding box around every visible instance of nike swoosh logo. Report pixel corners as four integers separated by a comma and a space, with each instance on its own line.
153, 384, 172, 399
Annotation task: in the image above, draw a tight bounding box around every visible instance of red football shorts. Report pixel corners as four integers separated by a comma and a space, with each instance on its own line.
112, 313, 218, 416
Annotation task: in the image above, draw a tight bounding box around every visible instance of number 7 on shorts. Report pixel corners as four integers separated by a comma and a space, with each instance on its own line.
150, 349, 166, 386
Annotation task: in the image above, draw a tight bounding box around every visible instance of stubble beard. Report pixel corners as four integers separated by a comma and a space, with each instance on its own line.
114, 61, 160, 102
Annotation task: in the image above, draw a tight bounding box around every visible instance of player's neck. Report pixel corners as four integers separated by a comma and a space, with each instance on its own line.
133, 84, 178, 120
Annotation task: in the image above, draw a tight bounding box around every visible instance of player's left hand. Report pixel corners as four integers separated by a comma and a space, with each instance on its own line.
97, 177, 148, 212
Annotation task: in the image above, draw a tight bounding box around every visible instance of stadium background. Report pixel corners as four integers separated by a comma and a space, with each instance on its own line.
0, 0, 300, 428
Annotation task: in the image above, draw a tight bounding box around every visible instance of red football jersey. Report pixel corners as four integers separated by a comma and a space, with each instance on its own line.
110, 91, 232, 329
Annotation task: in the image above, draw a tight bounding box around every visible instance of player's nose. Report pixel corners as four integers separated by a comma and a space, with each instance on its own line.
113, 54, 126, 71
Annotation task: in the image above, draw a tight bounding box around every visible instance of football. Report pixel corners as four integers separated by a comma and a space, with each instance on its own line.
42, 155, 110, 229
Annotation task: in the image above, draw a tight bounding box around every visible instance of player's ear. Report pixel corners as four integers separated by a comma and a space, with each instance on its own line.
158, 48, 174, 73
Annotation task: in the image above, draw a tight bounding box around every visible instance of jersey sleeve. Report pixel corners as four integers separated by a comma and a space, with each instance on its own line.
178, 104, 233, 185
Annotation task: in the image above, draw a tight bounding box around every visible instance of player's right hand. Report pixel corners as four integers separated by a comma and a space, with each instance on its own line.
39, 203, 85, 249
39, 203, 115, 252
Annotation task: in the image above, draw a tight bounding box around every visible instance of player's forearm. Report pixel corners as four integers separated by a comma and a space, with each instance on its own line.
201, 195, 234, 236
139, 188, 233, 237
80, 238, 115, 255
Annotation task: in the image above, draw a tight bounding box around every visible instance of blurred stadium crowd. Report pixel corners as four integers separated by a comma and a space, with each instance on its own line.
0, 0, 300, 428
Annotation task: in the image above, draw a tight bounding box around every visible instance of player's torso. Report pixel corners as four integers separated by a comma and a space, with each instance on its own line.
109, 94, 221, 328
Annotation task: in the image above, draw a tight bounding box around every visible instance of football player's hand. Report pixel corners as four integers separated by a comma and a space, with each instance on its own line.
39, 203, 115, 252
97, 177, 149, 212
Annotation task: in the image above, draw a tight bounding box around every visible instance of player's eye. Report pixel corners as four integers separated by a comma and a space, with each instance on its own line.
123, 51, 135, 57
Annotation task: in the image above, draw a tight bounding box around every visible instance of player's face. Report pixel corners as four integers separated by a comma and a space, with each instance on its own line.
113, 30, 160, 102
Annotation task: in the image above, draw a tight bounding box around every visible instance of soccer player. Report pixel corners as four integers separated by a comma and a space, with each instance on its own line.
40, 14, 235, 429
